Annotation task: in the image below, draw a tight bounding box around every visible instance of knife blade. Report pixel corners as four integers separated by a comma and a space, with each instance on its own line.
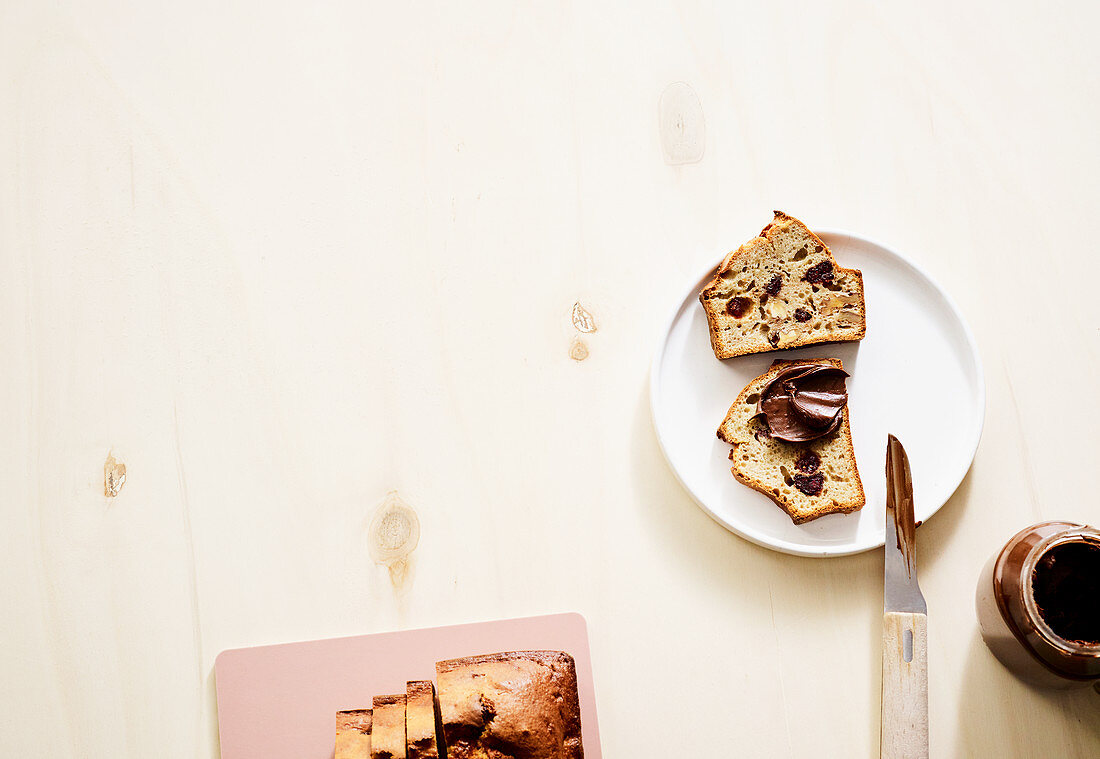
885, 435, 926, 614
881, 434, 929, 759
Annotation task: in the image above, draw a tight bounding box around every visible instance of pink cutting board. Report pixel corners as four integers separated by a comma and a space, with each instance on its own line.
214, 612, 601, 759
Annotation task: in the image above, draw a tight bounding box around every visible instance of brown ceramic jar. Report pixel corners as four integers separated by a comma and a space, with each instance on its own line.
975, 521, 1100, 689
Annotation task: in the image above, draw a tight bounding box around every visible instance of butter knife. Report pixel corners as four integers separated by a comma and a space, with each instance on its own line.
881, 434, 928, 759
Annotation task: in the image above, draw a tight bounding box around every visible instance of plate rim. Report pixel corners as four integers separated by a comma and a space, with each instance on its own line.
649, 227, 986, 557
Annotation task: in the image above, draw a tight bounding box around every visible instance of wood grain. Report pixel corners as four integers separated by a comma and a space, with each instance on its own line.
881, 612, 929, 759
2, 1, 1100, 757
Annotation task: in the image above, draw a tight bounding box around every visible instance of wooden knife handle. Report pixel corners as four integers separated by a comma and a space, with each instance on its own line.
881, 611, 929, 759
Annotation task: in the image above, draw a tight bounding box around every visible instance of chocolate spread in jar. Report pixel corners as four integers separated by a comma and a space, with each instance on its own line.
1032, 541, 1100, 646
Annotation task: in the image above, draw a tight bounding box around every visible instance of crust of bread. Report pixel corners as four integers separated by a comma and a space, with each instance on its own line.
700, 211, 867, 359
338, 709, 374, 732
718, 358, 866, 524
435, 650, 575, 673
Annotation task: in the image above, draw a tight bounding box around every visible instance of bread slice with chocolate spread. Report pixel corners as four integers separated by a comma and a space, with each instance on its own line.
718, 358, 865, 523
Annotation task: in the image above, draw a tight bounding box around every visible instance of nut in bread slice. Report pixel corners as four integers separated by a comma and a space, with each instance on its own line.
718, 358, 865, 524
700, 211, 866, 359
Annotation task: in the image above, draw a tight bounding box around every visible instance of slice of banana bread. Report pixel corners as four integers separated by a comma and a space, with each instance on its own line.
337, 709, 373, 759
372, 695, 407, 759
700, 211, 866, 358
718, 358, 865, 523
406, 680, 446, 759
435, 651, 582, 759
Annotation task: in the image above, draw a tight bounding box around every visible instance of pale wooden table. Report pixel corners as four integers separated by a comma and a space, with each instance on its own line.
3, 2, 1099, 756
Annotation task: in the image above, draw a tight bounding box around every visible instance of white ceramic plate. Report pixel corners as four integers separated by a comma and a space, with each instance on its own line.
651, 230, 985, 557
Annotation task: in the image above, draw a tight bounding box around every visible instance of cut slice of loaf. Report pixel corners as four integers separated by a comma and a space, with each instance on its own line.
406, 680, 446, 759
700, 211, 866, 358
718, 358, 865, 524
372, 695, 407, 759
337, 709, 374, 759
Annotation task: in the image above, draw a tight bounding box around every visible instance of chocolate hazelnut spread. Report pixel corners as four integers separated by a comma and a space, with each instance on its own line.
1032, 542, 1100, 646
976, 522, 1100, 688
754, 362, 848, 442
